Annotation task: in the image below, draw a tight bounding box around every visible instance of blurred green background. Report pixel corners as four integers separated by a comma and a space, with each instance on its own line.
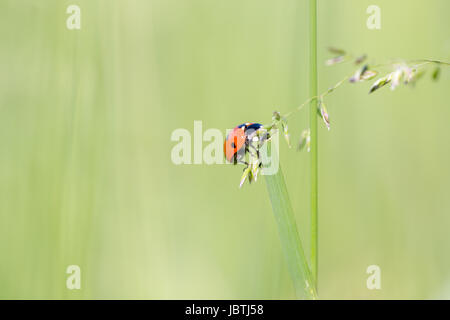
0, 0, 449, 299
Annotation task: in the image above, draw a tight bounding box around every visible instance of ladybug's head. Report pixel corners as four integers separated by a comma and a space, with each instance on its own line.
223, 126, 246, 163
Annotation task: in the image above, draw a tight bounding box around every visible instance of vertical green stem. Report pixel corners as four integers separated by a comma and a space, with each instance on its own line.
309, 0, 319, 290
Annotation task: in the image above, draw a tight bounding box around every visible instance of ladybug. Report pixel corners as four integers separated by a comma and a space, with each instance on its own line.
223, 123, 265, 165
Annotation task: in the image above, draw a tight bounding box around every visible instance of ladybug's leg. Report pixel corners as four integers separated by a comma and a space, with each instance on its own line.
253, 148, 263, 168
246, 142, 264, 168
247, 144, 260, 160
239, 161, 249, 171
238, 145, 251, 170
235, 152, 248, 169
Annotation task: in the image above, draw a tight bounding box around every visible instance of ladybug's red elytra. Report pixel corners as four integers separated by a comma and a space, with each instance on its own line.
223, 123, 264, 164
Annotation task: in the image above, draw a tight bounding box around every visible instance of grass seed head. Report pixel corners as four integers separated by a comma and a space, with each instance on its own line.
355, 54, 368, 65
327, 47, 346, 55
369, 75, 392, 94
432, 67, 441, 81
239, 167, 251, 188
272, 111, 281, 121
350, 64, 378, 83
298, 129, 311, 152
326, 55, 346, 66
319, 101, 330, 130
361, 70, 378, 81
390, 69, 403, 90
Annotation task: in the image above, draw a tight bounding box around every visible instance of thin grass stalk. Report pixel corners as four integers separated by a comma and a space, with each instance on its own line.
309, 0, 319, 290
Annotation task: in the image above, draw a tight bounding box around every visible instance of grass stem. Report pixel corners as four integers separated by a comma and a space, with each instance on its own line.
309, 0, 319, 291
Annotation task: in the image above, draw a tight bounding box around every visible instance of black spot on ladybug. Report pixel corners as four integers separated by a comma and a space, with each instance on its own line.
231, 142, 236, 149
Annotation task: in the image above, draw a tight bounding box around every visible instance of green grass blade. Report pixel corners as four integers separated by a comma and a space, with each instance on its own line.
264, 164, 317, 299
